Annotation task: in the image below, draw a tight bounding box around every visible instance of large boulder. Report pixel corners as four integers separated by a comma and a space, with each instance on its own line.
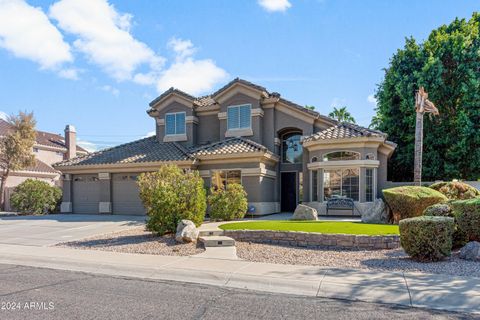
459, 241, 480, 261
361, 199, 388, 224
291, 204, 318, 221
175, 220, 199, 243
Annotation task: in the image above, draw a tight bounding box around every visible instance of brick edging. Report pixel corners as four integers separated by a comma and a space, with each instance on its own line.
223, 230, 400, 250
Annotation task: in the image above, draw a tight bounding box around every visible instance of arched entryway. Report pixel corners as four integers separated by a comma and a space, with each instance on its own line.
278, 128, 303, 212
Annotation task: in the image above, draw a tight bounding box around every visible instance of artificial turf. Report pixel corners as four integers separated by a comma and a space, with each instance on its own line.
219, 220, 399, 236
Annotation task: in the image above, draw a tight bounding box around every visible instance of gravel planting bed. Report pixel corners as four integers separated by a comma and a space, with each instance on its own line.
58, 227, 204, 256
236, 241, 480, 278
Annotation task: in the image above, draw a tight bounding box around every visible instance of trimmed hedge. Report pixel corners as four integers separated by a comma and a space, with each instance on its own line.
429, 181, 480, 200
399, 216, 454, 262
451, 197, 480, 242
10, 179, 62, 215
423, 203, 468, 249
208, 183, 248, 221
138, 165, 206, 235
383, 186, 448, 223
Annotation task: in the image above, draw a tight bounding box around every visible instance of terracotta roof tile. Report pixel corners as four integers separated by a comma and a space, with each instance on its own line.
191, 137, 268, 157
303, 123, 386, 142
54, 136, 194, 167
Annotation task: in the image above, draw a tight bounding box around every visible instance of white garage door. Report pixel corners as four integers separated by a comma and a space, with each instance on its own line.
112, 173, 146, 215
73, 174, 100, 214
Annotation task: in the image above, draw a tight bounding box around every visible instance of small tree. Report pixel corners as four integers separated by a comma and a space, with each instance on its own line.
328, 106, 356, 123
10, 179, 62, 215
208, 183, 248, 221
137, 165, 206, 235
0, 112, 36, 210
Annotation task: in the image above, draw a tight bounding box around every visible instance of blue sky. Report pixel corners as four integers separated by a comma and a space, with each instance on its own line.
0, 0, 478, 151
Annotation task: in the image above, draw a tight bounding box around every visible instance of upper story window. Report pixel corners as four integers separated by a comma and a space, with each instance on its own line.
282, 132, 303, 164
165, 112, 186, 135
227, 104, 251, 130
323, 151, 360, 161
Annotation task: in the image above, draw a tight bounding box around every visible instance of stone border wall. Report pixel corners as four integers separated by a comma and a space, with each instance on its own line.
223, 230, 400, 250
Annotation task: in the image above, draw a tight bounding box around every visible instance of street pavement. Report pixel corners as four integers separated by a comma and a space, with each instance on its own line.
0, 264, 472, 320
0, 214, 145, 246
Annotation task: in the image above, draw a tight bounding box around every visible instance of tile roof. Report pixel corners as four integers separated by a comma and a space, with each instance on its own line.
0, 119, 88, 153
303, 123, 386, 142
191, 137, 268, 157
149, 87, 196, 107
54, 136, 194, 167
22, 159, 59, 175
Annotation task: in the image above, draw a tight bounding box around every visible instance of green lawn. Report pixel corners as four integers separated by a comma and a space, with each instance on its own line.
219, 221, 399, 236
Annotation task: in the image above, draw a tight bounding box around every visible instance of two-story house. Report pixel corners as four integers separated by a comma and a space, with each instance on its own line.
54, 78, 396, 216
0, 120, 88, 210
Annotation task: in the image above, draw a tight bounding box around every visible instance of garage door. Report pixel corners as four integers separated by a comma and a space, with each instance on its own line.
112, 173, 145, 215
73, 174, 100, 214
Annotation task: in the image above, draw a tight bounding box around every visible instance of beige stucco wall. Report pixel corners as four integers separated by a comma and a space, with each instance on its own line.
34, 148, 64, 165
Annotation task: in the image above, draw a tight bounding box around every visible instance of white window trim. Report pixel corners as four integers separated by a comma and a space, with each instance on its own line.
164, 111, 186, 136
227, 104, 252, 130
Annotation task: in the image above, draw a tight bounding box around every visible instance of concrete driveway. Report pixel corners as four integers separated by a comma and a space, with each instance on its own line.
0, 214, 145, 247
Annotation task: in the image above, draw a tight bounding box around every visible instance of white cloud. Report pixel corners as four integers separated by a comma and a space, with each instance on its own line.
58, 68, 79, 80
142, 131, 155, 138
330, 97, 347, 108
0, 0, 73, 73
49, 0, 164, 81
100, 85, 119, 96
156, 37, 228, 95
0, 111, 8, 120
76, 139, 98, 152
367, 94, 377, 107
258, 0, 291, 12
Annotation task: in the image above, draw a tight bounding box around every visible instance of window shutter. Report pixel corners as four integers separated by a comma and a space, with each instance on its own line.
239, 105, 251, 128
227, 107, 239, 130
176, 113, 186, 134
165, 114, 176, 135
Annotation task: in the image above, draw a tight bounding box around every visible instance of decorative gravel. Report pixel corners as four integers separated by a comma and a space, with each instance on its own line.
58, 227, 204, 256
236, 241, 480, 278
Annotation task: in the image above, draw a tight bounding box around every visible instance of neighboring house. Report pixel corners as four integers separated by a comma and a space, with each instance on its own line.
0, 120, 87, 210
54, 78, 396, 216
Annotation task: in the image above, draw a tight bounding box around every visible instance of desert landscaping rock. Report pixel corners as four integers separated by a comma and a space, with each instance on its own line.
291, 204, 318, 220
235, 241, 480, 278
59, 227, 204, 256
361, 198, 389, 223
175, 219, 199, 243
460, 241, 480, 261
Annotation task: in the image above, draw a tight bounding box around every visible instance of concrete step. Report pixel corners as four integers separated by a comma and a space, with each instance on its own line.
198, 229, 224, 237
198, 236, 235, 247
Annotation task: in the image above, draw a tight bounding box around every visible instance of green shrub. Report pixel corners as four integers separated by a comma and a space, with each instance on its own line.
208, 183, 248, 221
423, 203, 468, 249
137, 165, 206, 235
451, 197, 480, 242
383, 186, 448, 223
429, 181, 480, 200
10, 179, 62, 215
399, 216, 454, 262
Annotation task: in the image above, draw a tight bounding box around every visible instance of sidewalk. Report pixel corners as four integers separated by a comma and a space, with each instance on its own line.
0, 243, 478, 315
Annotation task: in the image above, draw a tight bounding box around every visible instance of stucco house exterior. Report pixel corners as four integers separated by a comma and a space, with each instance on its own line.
54, 78, 396, 216
0, 120, 87, 210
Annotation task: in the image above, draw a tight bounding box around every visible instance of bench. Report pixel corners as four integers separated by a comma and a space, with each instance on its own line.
326, 197, 355, 216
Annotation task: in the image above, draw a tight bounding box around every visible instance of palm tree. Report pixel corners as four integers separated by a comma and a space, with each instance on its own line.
328, 106, 356, 123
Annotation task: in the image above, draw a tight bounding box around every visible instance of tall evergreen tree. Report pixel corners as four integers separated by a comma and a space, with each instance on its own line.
372, 13, 480, 181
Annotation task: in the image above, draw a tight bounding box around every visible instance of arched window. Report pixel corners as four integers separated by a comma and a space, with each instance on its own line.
282, 132, 303, 164
323, 151, 360, 161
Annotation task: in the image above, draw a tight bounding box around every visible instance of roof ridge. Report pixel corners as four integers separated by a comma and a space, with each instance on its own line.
172, 142, 196, 160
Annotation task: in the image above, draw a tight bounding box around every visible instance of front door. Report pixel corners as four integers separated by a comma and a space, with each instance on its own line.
281, 172, 297, 212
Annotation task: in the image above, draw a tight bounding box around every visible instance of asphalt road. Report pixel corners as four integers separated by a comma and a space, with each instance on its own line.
0, 264, 473, 320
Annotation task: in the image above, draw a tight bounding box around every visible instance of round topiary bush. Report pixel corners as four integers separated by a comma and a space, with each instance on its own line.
423, 203, 469, 249
429, 181, 480, 200
383, 186, 448, 224
137, 165, 206, 235
208, 183, 248, 221
451, 198, 480, 242
10, 179, 62, 215
399, 216, 454, 262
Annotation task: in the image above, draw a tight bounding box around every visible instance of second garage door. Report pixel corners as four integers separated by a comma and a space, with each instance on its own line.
112, 173, 145, 215
73, 174, 100, 214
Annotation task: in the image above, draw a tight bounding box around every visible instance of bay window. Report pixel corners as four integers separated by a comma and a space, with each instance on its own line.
323, 168, 359, 201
